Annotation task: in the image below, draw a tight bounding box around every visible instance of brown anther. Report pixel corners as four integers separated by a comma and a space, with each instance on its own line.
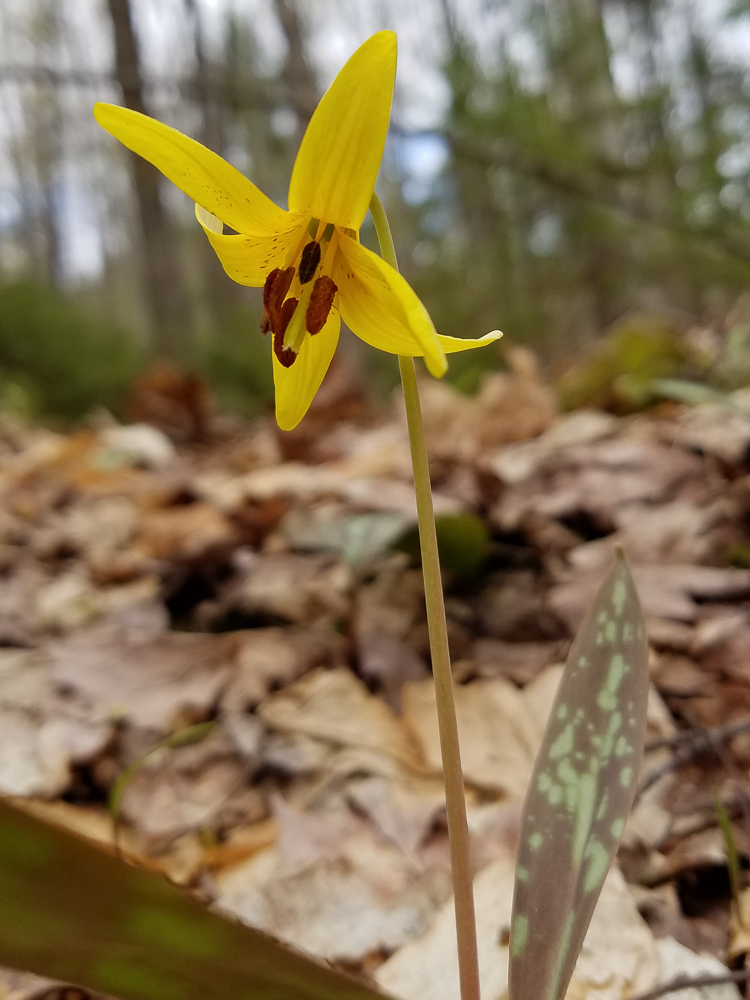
261, 266, 295, 337
272, 297, 299, 367
262, 267, 281, 310
273, 340, 298, 367
305, 276, 338, 334
279, 296, 299, 333
298, 240, 322, 284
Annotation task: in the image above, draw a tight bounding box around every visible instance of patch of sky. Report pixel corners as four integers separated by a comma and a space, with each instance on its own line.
528, 212, 562, 257
270, 107, 298, 140
717, 139, 750, 179
397, 132, 449, 206
57, 175, 105, 282
0, 188, 20, 231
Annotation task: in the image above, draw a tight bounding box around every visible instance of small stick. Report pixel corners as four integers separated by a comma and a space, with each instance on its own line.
637, 716, 750, 801
628, 968, 750, 1000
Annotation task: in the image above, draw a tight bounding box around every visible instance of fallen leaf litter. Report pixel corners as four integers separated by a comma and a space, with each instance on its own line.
2, 353, 750, 1000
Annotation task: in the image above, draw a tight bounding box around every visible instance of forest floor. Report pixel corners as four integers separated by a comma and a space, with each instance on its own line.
2, 348, 750, 1000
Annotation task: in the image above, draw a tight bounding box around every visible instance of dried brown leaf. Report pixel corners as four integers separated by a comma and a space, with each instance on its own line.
259, 667, 425, 771
402, 677, 542, 797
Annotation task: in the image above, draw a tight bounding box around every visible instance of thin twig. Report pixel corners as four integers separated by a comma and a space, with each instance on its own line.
637, 716, 750, 801
628, 968, 750, 1000
646, 717, 750, 754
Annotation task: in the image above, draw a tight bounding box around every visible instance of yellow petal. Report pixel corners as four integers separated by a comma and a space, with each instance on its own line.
195, 205, 305, 286
273, 310, 341, 430
336, 234, 447, 377
94, 103, 289, 235
288, 32, 396, 231
439, 330, 503, 353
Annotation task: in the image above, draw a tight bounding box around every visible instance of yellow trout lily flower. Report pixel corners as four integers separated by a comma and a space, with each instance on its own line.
95, 31, 500, 430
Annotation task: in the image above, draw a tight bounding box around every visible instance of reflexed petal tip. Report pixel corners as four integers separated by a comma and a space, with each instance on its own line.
288, 31, 397, 231
336, 234, 447, 376
438, 330, 503, 353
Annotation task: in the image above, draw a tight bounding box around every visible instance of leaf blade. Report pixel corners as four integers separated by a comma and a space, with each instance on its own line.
509, 550, 648, 1000
0, 798, 391, 1000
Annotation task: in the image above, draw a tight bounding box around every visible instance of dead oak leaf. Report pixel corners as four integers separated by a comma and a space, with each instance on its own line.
221, 627, 342, 711
118, 731, 262, 842
213, 552, 352, 627
402, 677, 542, 798
215, 802, 449, 963
48, 622, 236, 732
134, 502, 236, 562
259, 668, 425, 772
0, 649, 110, 797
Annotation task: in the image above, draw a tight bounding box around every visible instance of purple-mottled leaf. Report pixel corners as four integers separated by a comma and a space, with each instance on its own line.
509, 549, 648, 1000
0, 798, 390, 1000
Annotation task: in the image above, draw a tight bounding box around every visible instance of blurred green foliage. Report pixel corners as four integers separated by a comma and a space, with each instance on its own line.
0, 283, 280, 423
0, 282, 144, 420
556, 314, 692, 413
196, 303, 275, 418
398, 3, 750, 361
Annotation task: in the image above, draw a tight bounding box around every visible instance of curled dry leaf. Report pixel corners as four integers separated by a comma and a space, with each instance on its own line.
419, 346, 557, 465
402, 676, 542, 798
48, 622, 235, 732
214, 552, 353, 626
0, 649, 110, 797
117, 732, 264, 842
259, 667, 425, 772
376, 862, 656, 1000
215, 799, 451, 963
134, 503, 236, 562
221, 627, 341, 711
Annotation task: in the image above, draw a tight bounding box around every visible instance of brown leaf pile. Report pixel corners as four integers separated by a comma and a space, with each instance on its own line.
3, 352, 750, 1000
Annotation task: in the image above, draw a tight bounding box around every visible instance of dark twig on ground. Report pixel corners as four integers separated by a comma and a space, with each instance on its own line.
637, 716, 750, 801
628, 969, 750, 1000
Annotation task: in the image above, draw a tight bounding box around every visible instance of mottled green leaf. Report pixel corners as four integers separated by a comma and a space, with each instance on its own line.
509, 549, 648, 1000
0, 799, 390, 1000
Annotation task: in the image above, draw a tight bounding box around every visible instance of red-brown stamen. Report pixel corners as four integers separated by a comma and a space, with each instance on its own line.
261, 266, 295, 336
306, 276, 338, 335
272, 297, 299, 367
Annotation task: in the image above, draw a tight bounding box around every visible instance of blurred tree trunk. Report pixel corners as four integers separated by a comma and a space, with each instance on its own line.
272, 0, 317, 137
106, 0, 191, 358
542, 0, 625, 329
22, 1, 65, 287
555, 0, 622, 160
184, 0, 237, 326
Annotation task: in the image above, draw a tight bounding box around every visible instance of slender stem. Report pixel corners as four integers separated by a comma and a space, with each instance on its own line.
370, 192, 480, 1000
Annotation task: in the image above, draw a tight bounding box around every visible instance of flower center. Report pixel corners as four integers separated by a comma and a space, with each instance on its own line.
260, 222, 339, 368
